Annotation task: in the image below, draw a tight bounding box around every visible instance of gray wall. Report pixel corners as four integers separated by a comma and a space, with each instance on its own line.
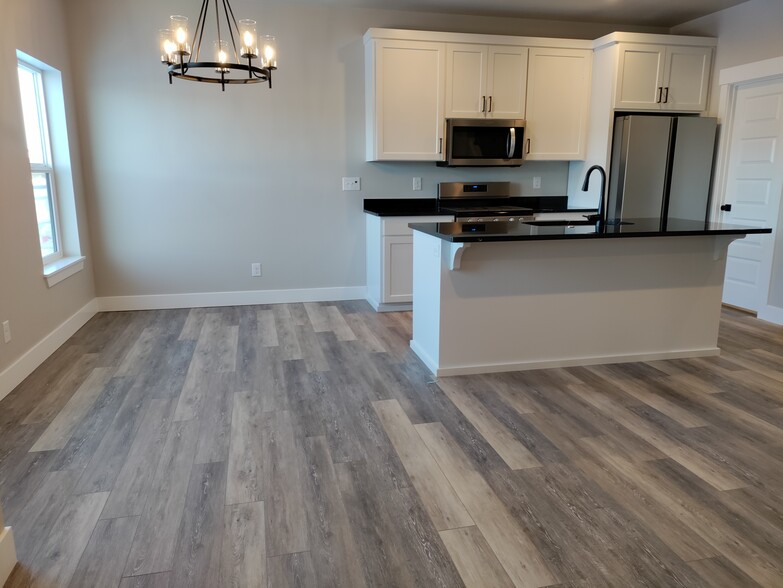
64, 0, 661, 298
0, 0, 95, 375
674, 0, 783, 313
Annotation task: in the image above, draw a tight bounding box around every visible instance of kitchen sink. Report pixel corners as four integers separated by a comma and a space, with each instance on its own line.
524, 220, 596, 226
524, 220, 635, 227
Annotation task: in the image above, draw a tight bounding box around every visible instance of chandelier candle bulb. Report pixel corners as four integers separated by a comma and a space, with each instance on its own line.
170, 15, 190, 55
159, 29, 175, 63
214, 40, 230, 73
239, 19, 258, 58
261, 35, 277, 68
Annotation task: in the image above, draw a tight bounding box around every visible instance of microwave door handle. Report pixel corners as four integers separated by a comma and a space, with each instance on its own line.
507, 128, 516, 159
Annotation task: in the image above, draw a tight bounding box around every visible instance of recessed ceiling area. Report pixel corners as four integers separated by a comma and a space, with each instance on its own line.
279, 0, 750, 28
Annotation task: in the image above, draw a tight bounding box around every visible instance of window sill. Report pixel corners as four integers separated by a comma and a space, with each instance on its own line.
44, 255, 86, 288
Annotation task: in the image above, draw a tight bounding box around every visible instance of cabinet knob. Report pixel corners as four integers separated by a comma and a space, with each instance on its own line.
720, 203, 732, 212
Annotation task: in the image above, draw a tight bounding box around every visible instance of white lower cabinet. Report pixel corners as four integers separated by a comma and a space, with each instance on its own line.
366, 214, 453, 311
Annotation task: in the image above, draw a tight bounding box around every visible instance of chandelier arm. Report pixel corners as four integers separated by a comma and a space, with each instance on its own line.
193, 0, 210, 61
214, 0, 222, 52
221, 0, 240, 63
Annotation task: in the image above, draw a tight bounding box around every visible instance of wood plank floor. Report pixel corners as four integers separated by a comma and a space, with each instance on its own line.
1, 302, 783, 587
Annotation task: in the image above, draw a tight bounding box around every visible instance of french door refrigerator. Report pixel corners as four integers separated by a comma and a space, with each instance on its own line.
607, 115, 718, 224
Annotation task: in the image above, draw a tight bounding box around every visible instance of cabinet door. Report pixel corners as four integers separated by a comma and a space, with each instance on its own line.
614, 44, 665, 110
663, 46, 712, 112
368, 40, 446, 161
383, 236, 414, 303
445, 44, 488, 118
486, 46, 528, 119
525, 48, 592, 160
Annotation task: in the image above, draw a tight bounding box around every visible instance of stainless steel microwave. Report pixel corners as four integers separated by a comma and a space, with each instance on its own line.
439, 118, 526, 167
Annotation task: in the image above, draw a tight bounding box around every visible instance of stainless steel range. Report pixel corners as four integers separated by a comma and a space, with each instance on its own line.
437, 181, 534, 223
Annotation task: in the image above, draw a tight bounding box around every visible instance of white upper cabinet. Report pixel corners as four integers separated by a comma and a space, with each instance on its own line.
365, 39, 446, 161
615, 42, 712, 112
444, 44, 487, 118
445, 44, 528, 119
524, 47, 592, 160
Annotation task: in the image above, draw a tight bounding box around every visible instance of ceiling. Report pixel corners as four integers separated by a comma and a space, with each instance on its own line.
298, 0, 750, 28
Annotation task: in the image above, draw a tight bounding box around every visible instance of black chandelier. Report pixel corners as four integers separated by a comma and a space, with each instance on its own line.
159, 0, 277, 90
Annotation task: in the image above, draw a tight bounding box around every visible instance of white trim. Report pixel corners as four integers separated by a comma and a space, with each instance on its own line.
363, 27, 592, 49
0, 299, 98, 402
421, 348, 720, 377
719, 56, 783, 86
410, 340, 439, 375
758, 305, 783, 326
592, 31, 716, 51
0, 527, 16, 587
98, 286, 367, 312
44, 255, 86, 287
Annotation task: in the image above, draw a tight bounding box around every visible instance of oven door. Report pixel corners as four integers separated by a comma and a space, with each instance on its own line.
441, 118, 526, 167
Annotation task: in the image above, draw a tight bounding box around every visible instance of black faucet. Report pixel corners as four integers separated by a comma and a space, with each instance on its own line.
581, 165, 606, 225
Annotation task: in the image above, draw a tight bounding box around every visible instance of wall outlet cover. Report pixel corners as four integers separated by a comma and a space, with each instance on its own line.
2, 321, 10, 344
413, 177, 422, 191
251, 263, 262, 277
342, 177, 361, 191
533, 176, 542, 189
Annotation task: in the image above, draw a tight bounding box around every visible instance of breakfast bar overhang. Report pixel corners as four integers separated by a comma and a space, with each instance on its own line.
409, 219, 772, 376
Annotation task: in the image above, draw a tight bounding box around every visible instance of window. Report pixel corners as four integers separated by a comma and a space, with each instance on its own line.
18, 60, 60, 263
16, 51, 84, 287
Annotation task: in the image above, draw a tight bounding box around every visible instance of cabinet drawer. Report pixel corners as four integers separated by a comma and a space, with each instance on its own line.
382, 215, 453, 236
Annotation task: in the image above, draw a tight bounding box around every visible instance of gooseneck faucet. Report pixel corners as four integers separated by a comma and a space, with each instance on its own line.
581, 165, 606, 225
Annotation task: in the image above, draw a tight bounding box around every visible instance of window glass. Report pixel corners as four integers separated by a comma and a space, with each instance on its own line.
17, 59, 59, 261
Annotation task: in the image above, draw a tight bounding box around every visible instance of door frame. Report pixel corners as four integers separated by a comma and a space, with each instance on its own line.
712, 55, 783, 324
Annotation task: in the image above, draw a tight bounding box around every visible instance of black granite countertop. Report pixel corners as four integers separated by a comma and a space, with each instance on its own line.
363, 197, 593, 216
409, 218, 772, 243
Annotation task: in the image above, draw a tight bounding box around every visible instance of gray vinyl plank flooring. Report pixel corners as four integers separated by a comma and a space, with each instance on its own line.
2, 304, 783, 587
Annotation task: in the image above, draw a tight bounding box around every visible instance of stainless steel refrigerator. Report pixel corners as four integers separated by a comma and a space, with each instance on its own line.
607, 115, 718, 224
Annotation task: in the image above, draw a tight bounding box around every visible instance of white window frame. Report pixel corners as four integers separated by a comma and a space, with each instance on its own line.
18, 59, 63, 266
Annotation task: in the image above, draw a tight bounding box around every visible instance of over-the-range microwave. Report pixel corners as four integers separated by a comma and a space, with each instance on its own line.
439, 118, 526, 167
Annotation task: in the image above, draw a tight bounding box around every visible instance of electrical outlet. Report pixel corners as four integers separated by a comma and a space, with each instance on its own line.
2, 320, 10, 344
342, 177, 361, 191
251, 263, 262, 277
533, 176, 542, 189
412, 177, 422, 191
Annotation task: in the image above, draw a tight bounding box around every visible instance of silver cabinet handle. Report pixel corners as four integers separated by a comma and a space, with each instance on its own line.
663, 87, 669, 103
507, 128, 516, 159
488, 96, 493, 113
657, 87, 663, 103
526, 138, 531, 154
481, 96, 486, 113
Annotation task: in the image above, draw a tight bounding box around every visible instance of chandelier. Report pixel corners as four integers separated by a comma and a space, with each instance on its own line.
159, 0, 277, 90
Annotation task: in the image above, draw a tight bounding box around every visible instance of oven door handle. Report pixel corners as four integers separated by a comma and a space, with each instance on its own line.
507, 128, 516, 159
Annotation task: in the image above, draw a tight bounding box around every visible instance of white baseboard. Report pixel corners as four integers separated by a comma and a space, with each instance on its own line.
0, 527, 17, 586
0, 299, 99, 402
419, 347, 721, 377
758, 304, 783, 326
97, 286, 368, 312
409, 340, 439, 375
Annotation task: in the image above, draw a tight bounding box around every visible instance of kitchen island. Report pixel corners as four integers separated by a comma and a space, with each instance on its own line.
410, 219, 772, 376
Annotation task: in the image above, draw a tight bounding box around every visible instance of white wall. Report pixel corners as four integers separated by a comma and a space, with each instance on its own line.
64, 0, 662, 299
0, 0, 95, 377
674, 0, 783, 313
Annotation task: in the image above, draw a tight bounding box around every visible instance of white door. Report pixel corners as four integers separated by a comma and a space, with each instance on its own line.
445, 44, 488, 118
486, 46, 528, 119
614, 44, 665, 110
721, 79, 783, 311
525, 47, 591, 160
